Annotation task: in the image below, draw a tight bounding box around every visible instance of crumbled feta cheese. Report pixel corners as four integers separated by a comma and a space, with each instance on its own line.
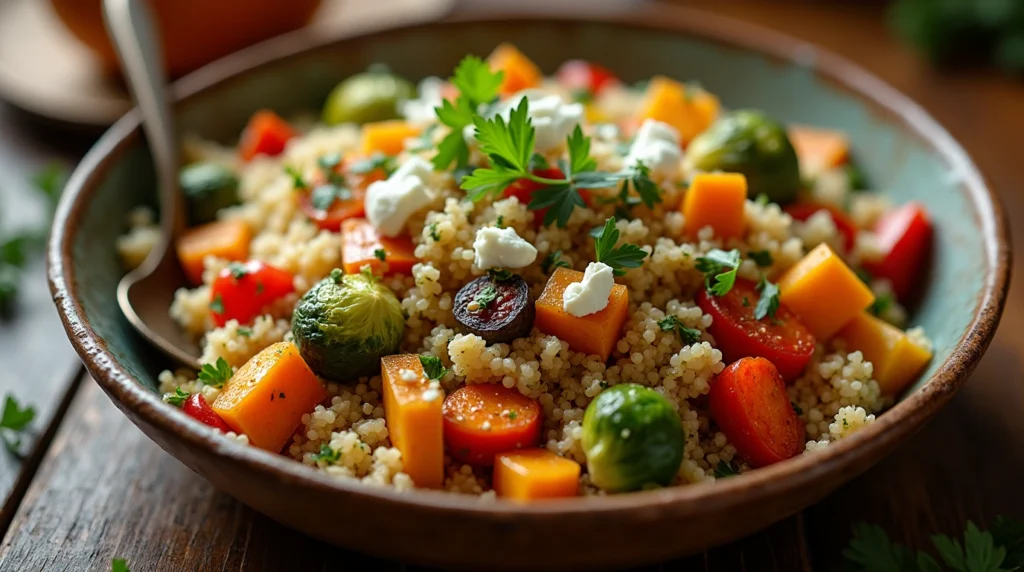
400, 76, 445, 123
365, 156, 435, 237
399, 368, 420, 382
498, 90, 584, 153
624, 119, 682, 179
563, 262, 615, 317
472, 227, 538, 269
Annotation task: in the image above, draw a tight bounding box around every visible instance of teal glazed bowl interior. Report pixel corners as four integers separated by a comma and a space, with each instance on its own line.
48, 5, 1009, 570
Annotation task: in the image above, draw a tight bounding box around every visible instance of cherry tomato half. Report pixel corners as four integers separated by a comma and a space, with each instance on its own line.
709, 357, 805, 468
210, 260, 295, 327
784, 202, 858, 253
697, 279, 815, 382
297, 158, 388, 232
504, 167, 592, 227
239, 110, 296, 161
556, 59, 619, 98
863, 202, 932, 301
182, 393, 232, 433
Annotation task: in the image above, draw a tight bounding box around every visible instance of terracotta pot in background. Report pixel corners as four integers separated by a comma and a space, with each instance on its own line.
50, 0, 323, 78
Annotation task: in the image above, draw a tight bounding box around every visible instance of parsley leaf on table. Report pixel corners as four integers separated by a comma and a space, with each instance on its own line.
992, 516, 1024, 569
111, 558, 130, 572
592, 217, 648, 276
197, 357, 233, 388
931, 522, 1006, 572
432, 56, 503, 172
419, 355, 449, 381
656, 315, 701, 345
0, 394, 35, 454
695, 249, 741, 296
754, 275, 780, 320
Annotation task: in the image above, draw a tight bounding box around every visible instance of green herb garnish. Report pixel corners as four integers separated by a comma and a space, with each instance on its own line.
309, 184, 352, 212
163, 388, 190, 407
284, 165, 307, 189
657, 315, 702, 345
0, 394, 35, 453
541, 250, 571, 274
695, 249, 741, 296
754, 276, 780, 320
419, 355, 449, 381
311, 444, 341, 464
112, 558, 130, 572
349, 153, 397, 177
373, 248, 387, 262
472, 285, 499, 309
210, 294, 225, 315
428, 222, 442, 242
714, 461, 738, 479
593, 217, 648, 276
487, 268, 515, 282
870, 293, 893, 316
197, 357, 233, 388
227, 262, 248, 280
748, 250, 774, 267
432, 56, 504, 172
791, 402, 804, 416
237, 327, 252, 337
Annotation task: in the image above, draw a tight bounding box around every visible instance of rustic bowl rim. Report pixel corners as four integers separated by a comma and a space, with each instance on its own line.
48, 5, 1010, 519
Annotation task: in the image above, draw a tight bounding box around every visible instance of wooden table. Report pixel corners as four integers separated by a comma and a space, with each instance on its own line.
0, 2, 1021, 570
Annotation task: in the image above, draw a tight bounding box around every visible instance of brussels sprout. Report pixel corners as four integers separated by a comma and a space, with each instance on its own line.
292, 269, 406, 381
685, 110, 801, 204
179, 162, 240, 224
322, 71, 414, 125
582, 384, 685, 492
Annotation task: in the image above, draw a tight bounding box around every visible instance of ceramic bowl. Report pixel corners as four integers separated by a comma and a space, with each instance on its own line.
48, 4, 1009, 569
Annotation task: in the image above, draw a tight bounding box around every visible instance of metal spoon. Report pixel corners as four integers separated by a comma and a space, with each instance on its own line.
105, 0, 200, 368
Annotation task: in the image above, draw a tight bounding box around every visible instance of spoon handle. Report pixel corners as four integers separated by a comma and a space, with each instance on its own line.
102, 0, 182, 239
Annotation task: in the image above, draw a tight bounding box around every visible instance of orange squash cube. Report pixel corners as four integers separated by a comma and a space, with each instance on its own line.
788, 125, 850, 176
175, 219, 251, 285
777, 243, 875, 339
360, 120, 421, 156
212, 342, 327, 452
382, 354, 444, 489
534, 267, 629, 361
340, 219, 417, 277
487, 43, 542, 96
493, 449, 580, 501
636, 77, 720, 144
682, 172, 748, 240
839, 313, 932, 396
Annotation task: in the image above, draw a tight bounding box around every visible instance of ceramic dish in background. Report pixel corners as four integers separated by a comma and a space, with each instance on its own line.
47, 4, 1009, 569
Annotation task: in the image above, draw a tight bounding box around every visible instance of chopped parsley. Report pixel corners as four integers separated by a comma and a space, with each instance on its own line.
495, 215, 505, 228
541, 250, 571, 274
856, 267, 874, 285
695, 249, 741, 296
373, 248, 387, 262
472, 285, 499, 309
592, 217, 648, 276
870, 293, 893, 316
657, 315, 702, 345
428, 222, 442, 242
0, 394, 35, 454
284, 165, 307, 189
309, 183, 352, 212
487, 268, 514, 282
317, 153, 343, 172
163, 388, 190, 407
311, 444, 341, 464
419, 355, 449, 380
508, 410, 519, 420
210, 294, 225, 314
714, 461, 738, 479
748, 250, 774, 267
330, 268, 344, 283
349, 153, 397, 177
237, 327, 252, 337
226, 261, 248, 280
197, 357, 233, 388
754, 193, 770, 207
791, 402, 804, 415
432, 56, 504, 172
754, 276, 781, 320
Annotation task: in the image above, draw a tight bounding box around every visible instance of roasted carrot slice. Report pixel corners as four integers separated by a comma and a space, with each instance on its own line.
212, 342, 328, 452
709, 357, 804, 468
493, 449, 580, 500
340, 218, 416, 277
382, 354, 445, 489
175, 219, 251, 285
534, 267, 629, 361
442, 384, 541, 466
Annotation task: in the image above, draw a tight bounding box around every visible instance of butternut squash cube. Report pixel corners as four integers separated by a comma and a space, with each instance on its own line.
212, 342, 327, 452
777, 243, 875, 339
487, 43, 542, 96
360, 120, 421, 156
682, 172, 748, 239
535, 267, 629, 361
381, 354, 444, 489
175, 219, 251, 285
493, 449, 581, 501
839, 313, 932, 396
636, 76, 720, 144
788, 125, 850, 176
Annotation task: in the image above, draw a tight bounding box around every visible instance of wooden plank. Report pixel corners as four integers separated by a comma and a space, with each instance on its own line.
0, 102, 91, 529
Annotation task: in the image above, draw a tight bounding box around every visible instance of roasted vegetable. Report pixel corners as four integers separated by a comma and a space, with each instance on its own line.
209, 260, 295, 327
382, 354, 445, 488
534, 267, 629, 361
488, 43, 542, 96
581, 384, 685, 492
453, 275, 534, 344
839, 312, 933, 397
493, 449, 581, 500
182, 393, 232, 433
175, 219, 251, 285
179, 163, 240, 225
212, 342, 328, 452
685, 110, 801, 204
340, 218, 417, 277
322, 71, 414, 125
863, 202, 932, 301
709, 357, 804, 468
442, 384, 542, 466
777, 243, 875, 339
682, 172, 748, 240
635, 76, 720, 144
291, 269, 405, 381
239, 110, 296, 161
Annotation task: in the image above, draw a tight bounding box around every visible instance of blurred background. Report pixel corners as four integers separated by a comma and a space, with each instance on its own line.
0, 0, 1022, 570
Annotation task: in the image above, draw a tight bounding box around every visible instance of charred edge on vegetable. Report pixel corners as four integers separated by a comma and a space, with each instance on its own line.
453, 275, 534, 345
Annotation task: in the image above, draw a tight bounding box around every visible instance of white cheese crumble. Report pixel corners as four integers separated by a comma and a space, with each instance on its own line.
624, 119, 682, 180
498, 90, 584, 153
399, 368, 420, 382
400, 76, 445, 123
365, 156, 435, 237
562, 262, 615, 317
472, 226, 538, 270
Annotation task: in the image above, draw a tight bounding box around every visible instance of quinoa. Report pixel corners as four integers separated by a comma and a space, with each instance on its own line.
140, 70, 933, 496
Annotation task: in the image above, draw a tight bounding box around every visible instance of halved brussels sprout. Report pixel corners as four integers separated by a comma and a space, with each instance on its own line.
322, 71, 414, 125
179, 162, 240, 224
581, 383, 685, 492
685, 109, 801, 204
292, 269, 405, 381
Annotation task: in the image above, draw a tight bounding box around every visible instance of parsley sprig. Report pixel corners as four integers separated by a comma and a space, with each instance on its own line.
754, 276, 780, 321
197, 357, 233, 388
591, 217, 648, 276
843, 517, 1024, 572
432, 56, 504, 172
657, 315, 702, 345
695, 249, 741, 296
419, 355, 449, 381
162, 388, 190, 407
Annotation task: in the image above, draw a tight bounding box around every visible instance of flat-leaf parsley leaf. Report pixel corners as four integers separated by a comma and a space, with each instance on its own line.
754, 275, 780, 320
197, 357, 233, 388
593, 217, 648, 276
695, 249, 741, 296
419, 355, 449, 380
657, 315, 701, 345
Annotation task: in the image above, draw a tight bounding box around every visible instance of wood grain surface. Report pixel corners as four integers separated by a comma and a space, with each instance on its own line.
0, 1, 1020, 570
